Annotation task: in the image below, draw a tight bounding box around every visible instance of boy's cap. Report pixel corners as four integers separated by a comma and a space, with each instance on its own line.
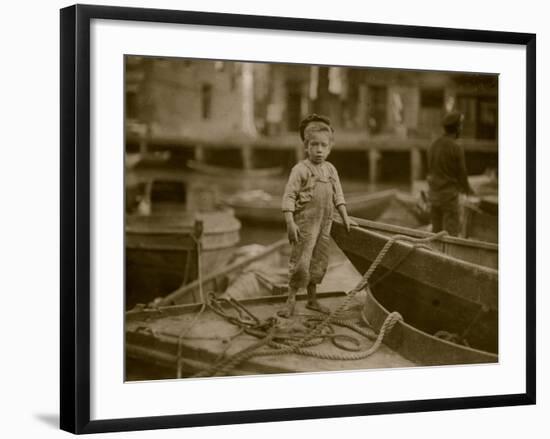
442, 111, 464, 128
299, 114, 334, 141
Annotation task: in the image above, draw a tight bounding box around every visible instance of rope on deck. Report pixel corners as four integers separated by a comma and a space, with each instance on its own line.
257, 311, 403, 361
190, 230, 447, 378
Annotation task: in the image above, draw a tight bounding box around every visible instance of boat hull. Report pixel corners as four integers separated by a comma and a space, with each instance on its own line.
227, 189, 423, 226
364, 288, 497, 366
331, 220, 498, 310
187, 159, 282, 177
125, 209, 241, 309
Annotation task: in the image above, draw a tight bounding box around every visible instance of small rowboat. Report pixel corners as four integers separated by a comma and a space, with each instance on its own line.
187, 159, 282, 178
226, 189, 426, 228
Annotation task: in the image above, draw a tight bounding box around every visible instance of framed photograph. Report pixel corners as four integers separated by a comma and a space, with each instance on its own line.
60, 4, 536, 434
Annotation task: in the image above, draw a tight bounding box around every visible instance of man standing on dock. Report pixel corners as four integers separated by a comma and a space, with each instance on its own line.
427, 111, 474, 236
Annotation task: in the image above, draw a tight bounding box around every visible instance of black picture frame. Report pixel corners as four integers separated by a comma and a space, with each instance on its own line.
60, 4, 536, 434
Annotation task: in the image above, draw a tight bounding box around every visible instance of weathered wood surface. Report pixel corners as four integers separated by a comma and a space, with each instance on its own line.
126, 288, 497, 381
126, 292, 415, 380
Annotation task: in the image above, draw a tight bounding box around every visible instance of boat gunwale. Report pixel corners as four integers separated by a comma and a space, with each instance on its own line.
335, 219, 498, 277
156, 238, 289, 306
364, 288, 498, 361
349, 217, 498, 251
126, 290, 347, 322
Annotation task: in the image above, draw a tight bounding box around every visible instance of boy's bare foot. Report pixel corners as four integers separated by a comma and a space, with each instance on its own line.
305, 301, 330, 314
277, 296, 296, 318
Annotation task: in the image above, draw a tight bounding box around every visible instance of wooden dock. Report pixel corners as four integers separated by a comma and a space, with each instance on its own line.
127, 131, 497, 185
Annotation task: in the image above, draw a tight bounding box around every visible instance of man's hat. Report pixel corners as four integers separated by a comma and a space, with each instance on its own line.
442, 111, 464, 128
299, 114, 334, 141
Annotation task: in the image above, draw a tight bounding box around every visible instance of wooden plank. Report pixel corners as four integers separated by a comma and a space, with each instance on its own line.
157, 238, 289, 306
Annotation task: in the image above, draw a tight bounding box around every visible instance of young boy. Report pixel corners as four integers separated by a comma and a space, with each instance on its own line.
279, 114, 352, 318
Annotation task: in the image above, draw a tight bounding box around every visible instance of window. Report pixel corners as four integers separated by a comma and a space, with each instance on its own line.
419, 88, 444, 134
456, 95, 497, 140
420, 88, 444, 108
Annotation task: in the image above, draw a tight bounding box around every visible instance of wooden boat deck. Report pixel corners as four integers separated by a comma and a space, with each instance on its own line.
126, 291, 415, 380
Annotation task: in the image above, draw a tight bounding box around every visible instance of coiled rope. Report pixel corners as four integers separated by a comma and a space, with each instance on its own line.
190, 230, 447, 377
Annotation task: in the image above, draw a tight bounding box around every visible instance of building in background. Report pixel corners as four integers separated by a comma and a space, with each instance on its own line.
125, 56, 497, 182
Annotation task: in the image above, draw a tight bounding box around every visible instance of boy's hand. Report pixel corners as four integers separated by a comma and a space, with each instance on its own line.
337, 205, 354, 233
344, 217, 357, 233
287, 221, 300, 244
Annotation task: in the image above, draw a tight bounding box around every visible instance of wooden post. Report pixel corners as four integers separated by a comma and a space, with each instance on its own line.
139, 122, 151, 155
194, 145, 205, 163
368, 148, 381, 185
241, 144, 254, 170
410, 146, 422, 184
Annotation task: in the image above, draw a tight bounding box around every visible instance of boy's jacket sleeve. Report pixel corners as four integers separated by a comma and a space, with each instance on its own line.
330, 164, 346, 207
282, 164, 304, 212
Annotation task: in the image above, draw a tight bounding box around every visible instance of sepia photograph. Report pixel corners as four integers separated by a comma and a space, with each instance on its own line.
124, 56, 499, 381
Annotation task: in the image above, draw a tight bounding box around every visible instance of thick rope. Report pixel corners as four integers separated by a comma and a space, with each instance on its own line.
281, 231, 448, 352
191, 231, 447, 377
258, 311, 403, 361
194, 311, 402, 379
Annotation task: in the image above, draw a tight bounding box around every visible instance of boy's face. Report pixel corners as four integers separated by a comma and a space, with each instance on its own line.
305, 130, 332, 164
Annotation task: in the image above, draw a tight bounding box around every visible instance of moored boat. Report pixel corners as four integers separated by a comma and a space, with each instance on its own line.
125, 177, 241, 310
331, 218, 497, 364
331, 219, 498, 310
226, 188, 426, 227
126, 219, 498, 380
187, 159, 283, 178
